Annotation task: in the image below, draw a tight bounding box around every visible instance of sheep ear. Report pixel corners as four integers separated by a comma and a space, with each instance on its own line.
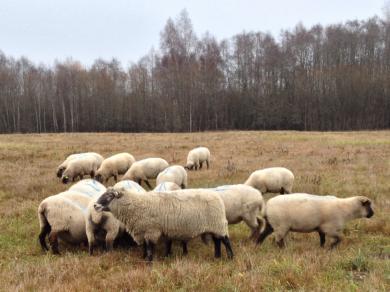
113, 190, 123, 198
360, 197, 371, 206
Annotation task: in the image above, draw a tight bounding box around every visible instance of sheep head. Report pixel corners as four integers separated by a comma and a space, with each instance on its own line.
94, 188, 123, 212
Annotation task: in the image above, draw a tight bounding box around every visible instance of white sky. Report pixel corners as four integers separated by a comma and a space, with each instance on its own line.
0, 0, 386, 67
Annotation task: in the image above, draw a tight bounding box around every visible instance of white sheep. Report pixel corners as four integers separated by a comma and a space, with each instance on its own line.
244, 167, 294, 194
94, 153, 136, 183
256, 193, 374, 248
185, 147, 210, 170
56, 152, 103, 178
38, 190, 95, 254
94, 187, 234, 261
156, 165, 188, 188
212, 184, 265, 240
154, 182, 181, 192
85, 180, 145, 255
69, 178, 106, 198
61, 154, 103, 184
113, 180, 146, 193
121, 157, 169, 189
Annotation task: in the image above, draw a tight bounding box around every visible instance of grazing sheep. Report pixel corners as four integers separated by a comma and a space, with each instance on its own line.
244, 167, 294, 194
156, 165, 188, 189
185, 147, 210, 170
85, 180, 145, 255
38, 190, 95, 254
94, 153, 136, 183
121, 158, 169, 189
256, 194, 374, 248
94, 188, 233, 261
61, 155, 103, 184
154, 182, 181, 192
113, 180, 146, 193
69, 179, 106, 198
56, 152, 103, 178
212, 184, 265, 240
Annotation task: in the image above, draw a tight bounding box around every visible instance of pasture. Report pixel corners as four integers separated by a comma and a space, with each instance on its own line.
0, 131, 389, 291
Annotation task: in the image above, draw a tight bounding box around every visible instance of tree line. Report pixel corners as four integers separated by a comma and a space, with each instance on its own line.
1, 11, 389, 133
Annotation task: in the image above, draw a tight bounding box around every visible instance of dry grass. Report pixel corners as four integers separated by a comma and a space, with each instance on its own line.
0, 131, 389, 291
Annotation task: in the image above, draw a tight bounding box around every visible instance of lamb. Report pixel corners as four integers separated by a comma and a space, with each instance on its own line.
185, 147, 210, 170
94, 153, 136, 183
38, 190, 95, 254
56, 152, 103, 178
121, 157, 169, 189
156, 165, 188, 189
85, 180, 145, 255
244, 167, 294, 194
154, 182, 181, 192
256, 193, 374, 248
212, 184, 265, 240
61, 154, 104, 184
94, 188, 234, 261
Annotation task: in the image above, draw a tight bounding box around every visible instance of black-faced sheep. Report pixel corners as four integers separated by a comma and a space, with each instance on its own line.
94, 153, 136, 183
185, 147, 210, 171
244, 167, 294, 194
121, 158, 169, 189
256, 193, 374, 248
94, 188, 233, 261
156, 165, 188, 188
56, 152, 103, 178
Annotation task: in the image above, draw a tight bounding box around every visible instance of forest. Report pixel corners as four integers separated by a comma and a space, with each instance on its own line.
1, 11, 389, 133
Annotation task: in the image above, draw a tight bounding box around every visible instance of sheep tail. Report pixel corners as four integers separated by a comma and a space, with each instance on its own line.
38, 203, 51, 251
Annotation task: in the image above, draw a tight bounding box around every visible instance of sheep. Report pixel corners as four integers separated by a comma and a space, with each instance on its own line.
113, 180, 146, 193
185, 147, 210, 170
61, 154, 103, 184
156, 165, 188, 189
121, 157, 169, 189
38, 190, 95, 254
212, 184, 265, 240
69, 178, 106, 198
94, 153, 136, 183
256, 193, 374, 248
244, 167, 294, 194
154, 182, 181, 192
85, 180, 145, 255
94, 187, 234, 261
56, 152, 103, 178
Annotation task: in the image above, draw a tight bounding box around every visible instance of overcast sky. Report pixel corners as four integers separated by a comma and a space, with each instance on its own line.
0, 0, 386, 67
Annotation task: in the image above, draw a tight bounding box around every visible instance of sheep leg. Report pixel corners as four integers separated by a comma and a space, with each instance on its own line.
38, 226, 50, 251
144, 180, 152, 190
49, 232, 60, 255
199, 161, 203, 169
221, 236, 234, 259
318, 230, 326, 247
90, 170, 95, 178
181, 241, 188, 255
206, 160, 209, 169
256, 220, 274, 245
143, 243, 147, 259
86, 226, 96, 255
114, 174, 118, 182
212, 236, 222, 258
145, 241, 155, 262
164, 240, 173, 257
274, 228, 288, 248
243, 215, 260, 241
330, 235, 341, 249
105, 230, 117, 252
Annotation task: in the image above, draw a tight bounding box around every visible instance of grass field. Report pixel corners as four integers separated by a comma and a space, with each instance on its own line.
0, 131, 389, 291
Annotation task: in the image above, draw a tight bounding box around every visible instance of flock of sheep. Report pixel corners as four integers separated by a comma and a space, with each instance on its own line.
38, 146, 374, 261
